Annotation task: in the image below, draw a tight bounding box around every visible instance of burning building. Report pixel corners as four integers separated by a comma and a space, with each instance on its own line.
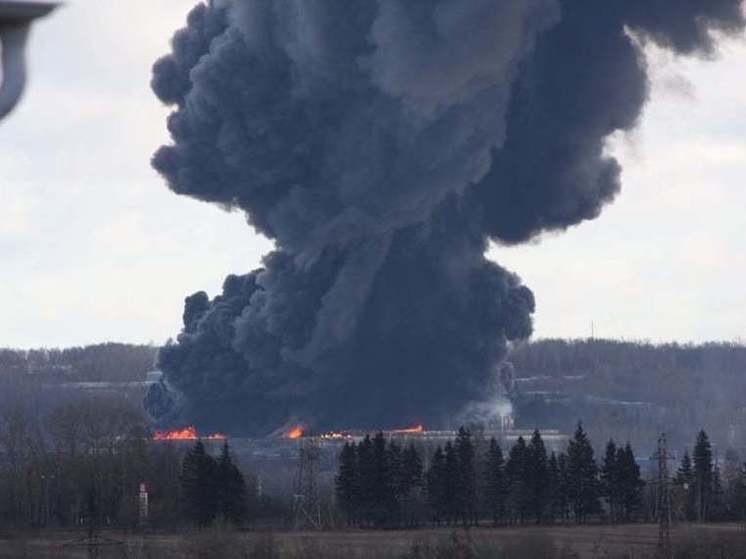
152, 425, 226, 441
145, 0, 745, 437
149, 421, 568, 499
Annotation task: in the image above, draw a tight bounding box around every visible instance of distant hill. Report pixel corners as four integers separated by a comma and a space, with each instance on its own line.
509, 339, 746, 453
2, 338, 744, 453
0, 343, 158, 383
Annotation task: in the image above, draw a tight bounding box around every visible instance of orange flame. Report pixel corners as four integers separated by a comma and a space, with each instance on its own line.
284, 425, 305, 439
391, 424, 425, 434
153, 426, 226, 441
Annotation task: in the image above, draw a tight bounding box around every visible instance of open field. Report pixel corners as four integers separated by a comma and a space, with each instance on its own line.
2, 524, 746, 559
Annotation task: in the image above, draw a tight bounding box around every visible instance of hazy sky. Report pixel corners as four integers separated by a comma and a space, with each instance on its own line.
1, 1, 744, 349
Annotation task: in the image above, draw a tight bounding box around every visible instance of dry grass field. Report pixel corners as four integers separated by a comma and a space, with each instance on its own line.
1, 523, 745, 559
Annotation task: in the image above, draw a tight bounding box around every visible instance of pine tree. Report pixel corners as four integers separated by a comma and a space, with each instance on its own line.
356, 435, 375, 526
483, 438, 506, 525
387, 440, 404, 525
556, 452, 571, 522
566, 423, 601, 524
693, 430, 714, 522
335, 442, 358, 526
401, 443, 423, 495
547, 452, 561, 523
617, 443, 644, 522
427, 446, 447, 524
180, 441, 218, 527
216, 441, 248, 525
601, 440, 619, 521
443, 441, 459, 525
370, 432, 394, 527
710, 463, 727, 521
505, 436, 530, 524
675, 451, 694, 486
675, 450, 696, 521
527, 429, 549, 524
400, 443, 424, 527
454, 427, 477, 526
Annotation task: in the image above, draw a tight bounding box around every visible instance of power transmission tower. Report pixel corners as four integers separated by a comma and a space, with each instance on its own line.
63, 482, 123, 558
657, 433, 673, 559
293, 437, 322, 530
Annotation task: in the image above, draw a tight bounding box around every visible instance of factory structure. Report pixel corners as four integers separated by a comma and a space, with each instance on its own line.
37, 365, 570, 498
150, 416, 569, 499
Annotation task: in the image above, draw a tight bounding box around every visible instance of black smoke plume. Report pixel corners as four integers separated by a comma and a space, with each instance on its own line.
146, 0, 744, 436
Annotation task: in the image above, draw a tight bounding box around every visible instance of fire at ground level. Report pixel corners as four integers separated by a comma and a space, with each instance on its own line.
150, 422, 569, 498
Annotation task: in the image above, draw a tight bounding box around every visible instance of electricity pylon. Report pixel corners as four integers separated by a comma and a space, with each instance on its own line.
293, 437, 322, 530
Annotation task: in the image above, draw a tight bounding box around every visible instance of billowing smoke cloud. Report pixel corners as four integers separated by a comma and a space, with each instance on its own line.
146, 0, 744, 436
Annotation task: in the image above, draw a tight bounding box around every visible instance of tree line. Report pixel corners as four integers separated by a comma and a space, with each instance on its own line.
335, 425, 746, 529
670, 429, 746, 523
0, 397, 265, 530
3, 392, 746, 532
0, 343, 157, 382
335, 424, 645, 528
0, 397, 182, 528
179, 440, 249, 527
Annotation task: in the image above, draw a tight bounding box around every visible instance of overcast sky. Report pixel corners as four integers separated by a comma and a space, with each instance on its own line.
1, 1, 744, 349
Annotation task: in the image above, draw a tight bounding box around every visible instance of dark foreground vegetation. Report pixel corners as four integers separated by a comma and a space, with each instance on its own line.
0, 397, 187, 528
1, 392, 743, 537
0, 395, 295, 530
332, 426, 745, 529
335, 425, 644, 528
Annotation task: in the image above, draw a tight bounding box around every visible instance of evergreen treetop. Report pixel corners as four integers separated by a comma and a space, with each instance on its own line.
527, 429, 549, 523
216, 441, 248, 525
180, 441, 217, 527
693, 430, 714, 522
483, 438, 506, 525
566, 422, 601, 523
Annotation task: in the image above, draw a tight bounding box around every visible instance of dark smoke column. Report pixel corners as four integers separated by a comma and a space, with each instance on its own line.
146, 0, 744, 436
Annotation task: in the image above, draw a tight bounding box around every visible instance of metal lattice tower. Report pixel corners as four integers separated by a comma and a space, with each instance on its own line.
657, 433, 673, 559
293, 437, 322, 530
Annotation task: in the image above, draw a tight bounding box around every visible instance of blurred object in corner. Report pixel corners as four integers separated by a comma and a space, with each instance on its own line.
0, 1, 58, 121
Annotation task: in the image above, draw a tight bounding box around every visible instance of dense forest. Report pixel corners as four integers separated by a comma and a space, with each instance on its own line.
0, 396, 264, 530
508, 339, 746, 452
332, 426, 745, 529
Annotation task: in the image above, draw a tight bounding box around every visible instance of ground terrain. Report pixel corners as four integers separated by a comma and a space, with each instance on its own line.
1, 523, 745, 559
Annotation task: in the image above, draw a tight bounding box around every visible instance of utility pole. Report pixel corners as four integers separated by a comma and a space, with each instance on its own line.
293, 437, 322, 530
63, 448, 123, 557
138, 482, 149, 527
657, 433, 673, 559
